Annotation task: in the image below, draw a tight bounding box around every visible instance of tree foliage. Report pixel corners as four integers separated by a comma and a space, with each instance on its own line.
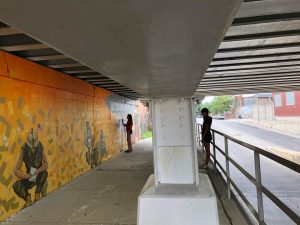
196, 96, 234, 115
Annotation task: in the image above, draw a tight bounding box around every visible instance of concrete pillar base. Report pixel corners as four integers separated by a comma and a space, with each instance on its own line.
137, 174, 219, 225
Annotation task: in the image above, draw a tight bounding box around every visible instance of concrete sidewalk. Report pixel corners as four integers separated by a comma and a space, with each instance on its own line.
2, 138, 248, 225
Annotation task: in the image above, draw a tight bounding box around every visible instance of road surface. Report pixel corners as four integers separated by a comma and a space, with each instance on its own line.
215, 120, 300, 153
197, 119, 300, 225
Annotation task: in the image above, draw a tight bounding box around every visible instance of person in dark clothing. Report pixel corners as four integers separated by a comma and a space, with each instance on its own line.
122, 114, 133, 153
13, 128, 48, 208
201, 108, 212, 168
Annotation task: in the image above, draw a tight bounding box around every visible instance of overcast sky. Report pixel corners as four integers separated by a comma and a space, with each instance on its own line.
202, 94, 257, 103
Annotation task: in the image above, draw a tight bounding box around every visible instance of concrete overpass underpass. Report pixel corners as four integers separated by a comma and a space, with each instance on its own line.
0, 0, 299, 225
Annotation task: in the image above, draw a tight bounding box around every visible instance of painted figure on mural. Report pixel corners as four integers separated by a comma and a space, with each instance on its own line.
118, 118, 125, 151
13, 128, 48, 208
94, 130, 107, 163
84, 121, 95, 168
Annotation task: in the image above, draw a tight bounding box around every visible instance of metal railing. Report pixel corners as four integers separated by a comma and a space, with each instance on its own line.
195, 123, 300, 225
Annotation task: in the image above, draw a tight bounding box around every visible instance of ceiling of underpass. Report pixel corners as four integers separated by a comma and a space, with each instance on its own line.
198, 0, 300, 96
0, 0, 240, 98
0, 21, 142, 99
0, 0, 299, 98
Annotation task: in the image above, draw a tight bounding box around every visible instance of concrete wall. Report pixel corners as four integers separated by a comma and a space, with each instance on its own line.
252, 98, 274, 120
0, 50, 149, 221
232, 96, 274, 119
249, 117, 300, 136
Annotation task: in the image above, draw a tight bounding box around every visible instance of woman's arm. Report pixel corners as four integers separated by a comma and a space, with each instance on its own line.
36, 150, 48, 175
14, 149, 31, 180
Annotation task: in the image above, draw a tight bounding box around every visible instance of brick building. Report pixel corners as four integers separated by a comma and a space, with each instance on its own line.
273, 91, 300, 116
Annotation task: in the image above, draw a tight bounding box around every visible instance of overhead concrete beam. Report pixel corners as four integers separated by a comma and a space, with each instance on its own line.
27, 54, 68, 61
0, 27, 20, 36
0, 43, 48, 51
0, 0, 241, 97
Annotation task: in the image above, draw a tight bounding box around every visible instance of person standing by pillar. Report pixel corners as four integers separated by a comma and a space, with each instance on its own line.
122, 114, 133, 153
201, 108, 212, 168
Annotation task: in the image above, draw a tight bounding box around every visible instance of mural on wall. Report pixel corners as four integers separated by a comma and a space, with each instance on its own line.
0, 77, 93, 221
84, 122, 108, 168
94, 130, 107, 163
13, 128, 48, 208
0, 51, 150, 221
105, 94, 139, 151
84, 121, 95, 168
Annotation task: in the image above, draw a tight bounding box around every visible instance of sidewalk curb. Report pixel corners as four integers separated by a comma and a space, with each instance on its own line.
214, 120, 300, 165
265, 146, 300, 165
232, 119, 300, 139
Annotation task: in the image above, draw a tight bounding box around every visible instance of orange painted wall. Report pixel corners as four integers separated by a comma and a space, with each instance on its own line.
0, 51, 149, 221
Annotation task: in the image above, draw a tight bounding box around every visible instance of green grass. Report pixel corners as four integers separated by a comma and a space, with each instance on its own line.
142, 130, 152, 139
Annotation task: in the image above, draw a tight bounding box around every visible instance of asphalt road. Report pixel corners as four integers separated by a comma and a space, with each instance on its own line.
214, 120, 300, 153
197, 119, 300, 225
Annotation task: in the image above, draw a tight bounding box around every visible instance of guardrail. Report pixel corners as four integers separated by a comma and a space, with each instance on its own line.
195, 123, 300, 225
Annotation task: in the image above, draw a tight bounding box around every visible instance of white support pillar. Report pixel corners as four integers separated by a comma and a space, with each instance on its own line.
138, 97, 219, 225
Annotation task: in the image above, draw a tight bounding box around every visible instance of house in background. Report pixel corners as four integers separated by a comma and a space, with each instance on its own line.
225, 91, 300, 135
223, 91, 300, 120
273, 91, 300, 117
231, 93, 273, 119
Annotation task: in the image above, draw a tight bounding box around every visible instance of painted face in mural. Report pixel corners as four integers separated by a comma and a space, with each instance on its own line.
25, 128, 39, 149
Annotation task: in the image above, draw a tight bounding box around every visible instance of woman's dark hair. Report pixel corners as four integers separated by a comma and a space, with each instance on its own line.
127, 114, 133, 121
201, 108, 209, 114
